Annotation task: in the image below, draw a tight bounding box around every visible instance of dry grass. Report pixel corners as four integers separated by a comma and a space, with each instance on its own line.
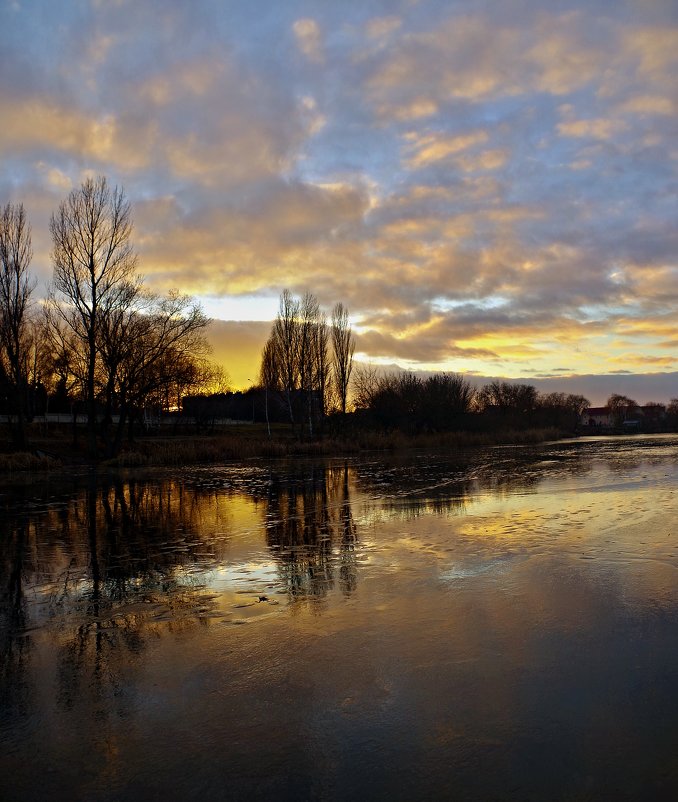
0, 451, 61, 474
103, 426, 563, 467
0, 422, 564, 472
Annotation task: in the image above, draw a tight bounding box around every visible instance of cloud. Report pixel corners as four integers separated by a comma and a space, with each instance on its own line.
293, 18, 324, 63
0, 99, 135, 166
365, 16, 402, 41
403, 130, 490, 168
617, 95, 675, 116
0, 0, 675, 400
133, 178, 370, 298
365, 10, 610, 119
557, 118, 628, 140
356, 327, 499, 363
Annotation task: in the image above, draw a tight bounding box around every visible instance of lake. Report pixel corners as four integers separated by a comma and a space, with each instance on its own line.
2, 435, 678, 800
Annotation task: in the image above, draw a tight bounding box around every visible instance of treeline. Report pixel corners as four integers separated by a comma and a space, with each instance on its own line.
600, 393, 678, 431
187, 371, 592, 436
0, 177, 215, 458
351, 370, 589, 434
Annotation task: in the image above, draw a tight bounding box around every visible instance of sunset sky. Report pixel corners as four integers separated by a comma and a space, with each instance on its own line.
1, 0, 676, 403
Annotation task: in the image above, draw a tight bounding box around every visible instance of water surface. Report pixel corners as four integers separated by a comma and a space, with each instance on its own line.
2, 436, 678, 800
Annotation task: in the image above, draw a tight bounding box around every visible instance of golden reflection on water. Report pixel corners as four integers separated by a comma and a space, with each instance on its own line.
3, 451, 678, 644
3, 439, 678, 800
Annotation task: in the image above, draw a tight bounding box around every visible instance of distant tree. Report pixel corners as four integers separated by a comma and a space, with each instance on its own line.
367, 372, 417, 431
102, 291, 209, 454
297, 292, 325, 436
260, 289, 333, 436
272, 289, 300, 424
198, 363, 232, 397
606, 394, 637, 428
0, 202, 36, 448
259, 336, 282, 392
640, 401, 666, 432
538, 392, 589, 431
666, 399, 678, 431
352, 363, 380, 411
360, 371, 475, 433
420, 373, 475, 430
311, 307, 330, 425
477, 381, 535, 412
474, 381, 530, 429
331, 302, 355, 415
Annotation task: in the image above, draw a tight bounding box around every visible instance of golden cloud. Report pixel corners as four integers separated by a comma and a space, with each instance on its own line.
557, 118, 628, 140
403, 130, 490, 168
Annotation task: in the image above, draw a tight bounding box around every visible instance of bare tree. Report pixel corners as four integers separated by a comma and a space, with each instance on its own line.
421, 373, 475, 430
352, 363, 379, 410
295, 294, 331, 435
97, 280, 143, 451
666, 399, 678, 430
259, 336, 283, 437
312, 310, 330, 423
50, 176, 138, 457
259, 336, 282, 393
0, 202, 35, 448
476, 381, 538, 414
331, 302, 355, 415
606, 393, 637, 428
103, 291, 209, 455
260, 290, 336, 435
538, 392, 589, 430
41, 305, 88, 439
272, 289, 301, 424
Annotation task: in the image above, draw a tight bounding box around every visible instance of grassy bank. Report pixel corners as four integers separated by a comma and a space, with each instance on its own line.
103, 425, 563, 467
0, 423, 563, 473
0, 450, 62, 474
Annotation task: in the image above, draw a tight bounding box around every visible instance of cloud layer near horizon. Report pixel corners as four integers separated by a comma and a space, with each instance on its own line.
1, 0, 677, 396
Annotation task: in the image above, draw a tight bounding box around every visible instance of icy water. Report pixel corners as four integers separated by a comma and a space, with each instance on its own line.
2, 436, 678, 801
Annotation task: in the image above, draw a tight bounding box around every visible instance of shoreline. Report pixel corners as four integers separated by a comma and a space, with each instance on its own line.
3, 426, 675, 479
0, 426, 565, 476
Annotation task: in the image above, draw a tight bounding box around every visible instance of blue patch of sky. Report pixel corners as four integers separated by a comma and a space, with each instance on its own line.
200, 294, 279, 323
577, 304, 622, 321
432, 295, 508, 313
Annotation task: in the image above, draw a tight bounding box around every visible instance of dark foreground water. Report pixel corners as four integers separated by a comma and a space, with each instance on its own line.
2, 436, 678, 801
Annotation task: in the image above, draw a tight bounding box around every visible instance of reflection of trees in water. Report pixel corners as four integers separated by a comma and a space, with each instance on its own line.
349, 460, 475, 520
264, 464, 357, 603
0, 475, 228, 726
349, 446, 598, 516
0, 520, 31, 721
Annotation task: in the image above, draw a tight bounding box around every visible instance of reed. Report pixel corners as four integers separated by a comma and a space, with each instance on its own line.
102, 426, 562, 467
1, 423, 564, 472
0, 451, 60, 473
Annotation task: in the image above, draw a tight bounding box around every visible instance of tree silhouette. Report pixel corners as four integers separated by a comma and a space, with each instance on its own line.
49, 176, 138, 457
0, 202, 35, 448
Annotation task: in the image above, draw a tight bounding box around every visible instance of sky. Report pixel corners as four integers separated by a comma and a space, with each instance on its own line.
1, 0, 677, 404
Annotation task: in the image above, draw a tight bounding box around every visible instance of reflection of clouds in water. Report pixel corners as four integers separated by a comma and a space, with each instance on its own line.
0, 439, 676, 648
439, 557, 515, 581
3, 437, 678, 800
